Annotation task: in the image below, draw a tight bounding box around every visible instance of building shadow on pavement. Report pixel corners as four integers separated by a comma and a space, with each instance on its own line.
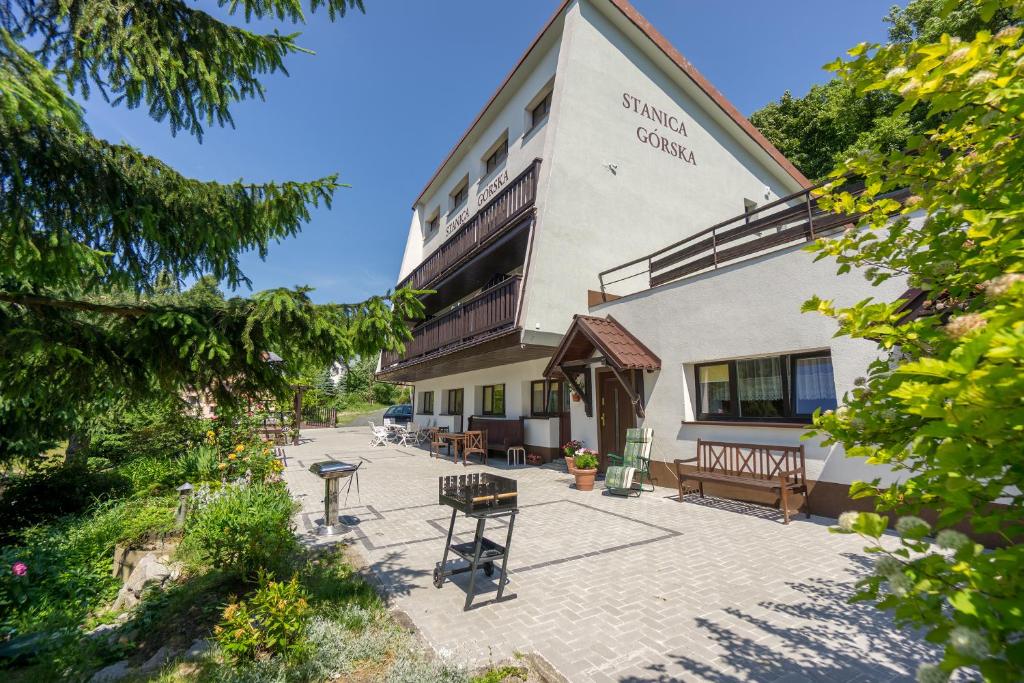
617, 553, 938, 683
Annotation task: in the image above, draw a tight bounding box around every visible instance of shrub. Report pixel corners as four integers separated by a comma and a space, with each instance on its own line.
573, 450, 598, 470
0, 465, 130, 542
0, 494, 177, 639
179, 483, 298, 579
215, 570, 310, 664
182, 443, 220, 482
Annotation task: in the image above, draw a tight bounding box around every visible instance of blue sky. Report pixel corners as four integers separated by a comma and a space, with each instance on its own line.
80, 1, 896, 304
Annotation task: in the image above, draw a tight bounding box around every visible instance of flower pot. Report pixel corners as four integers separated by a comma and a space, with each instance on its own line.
573, 468, 597, 491
564, 455, 576, 473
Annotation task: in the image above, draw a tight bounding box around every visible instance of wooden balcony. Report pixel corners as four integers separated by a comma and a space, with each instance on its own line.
381, 275, 522, 371
399, 159, 540, 292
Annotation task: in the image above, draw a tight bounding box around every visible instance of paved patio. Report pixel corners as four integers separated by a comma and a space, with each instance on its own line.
282, 427, 936, 682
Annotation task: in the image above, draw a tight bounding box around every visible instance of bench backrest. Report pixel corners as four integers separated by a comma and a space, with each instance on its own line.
696, 439, 806, 486
468, 416, 524, 449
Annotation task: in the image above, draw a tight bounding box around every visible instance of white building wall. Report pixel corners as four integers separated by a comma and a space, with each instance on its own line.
411, 358, 561, 452
399, 40, 562, 283
586, 243, 909, 487
520, 0, 804, 339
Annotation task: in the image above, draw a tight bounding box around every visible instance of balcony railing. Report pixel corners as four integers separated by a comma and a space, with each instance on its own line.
381, 275, 522, 369
597, 181, 909, 298
399, 159, 540, 292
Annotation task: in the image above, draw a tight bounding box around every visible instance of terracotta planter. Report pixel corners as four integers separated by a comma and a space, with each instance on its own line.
564, 455, 576, 472
573, 468, 597, 491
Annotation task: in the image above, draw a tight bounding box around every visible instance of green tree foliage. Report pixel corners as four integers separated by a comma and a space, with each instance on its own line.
0, 1, 425, 461
804, 2, 1024, 679
750, 0, 1013, 180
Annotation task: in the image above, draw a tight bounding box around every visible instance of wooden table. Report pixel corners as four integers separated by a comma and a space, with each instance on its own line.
437, 432, 468, 463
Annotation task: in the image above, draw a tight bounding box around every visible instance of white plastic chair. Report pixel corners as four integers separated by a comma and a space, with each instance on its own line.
392, 425, 412, 447
369, 422, 389, 447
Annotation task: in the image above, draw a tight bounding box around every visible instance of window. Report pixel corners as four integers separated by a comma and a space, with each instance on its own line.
530, 379, 564, 416
694, 353, 837, 422
529, 91, 552, 131
481, 384, 505, 416
450, 179, 468, 211
484, 137, 508, 175
445, 388, 463, 415
418, 390, 434, 415
425, 211, 439, 237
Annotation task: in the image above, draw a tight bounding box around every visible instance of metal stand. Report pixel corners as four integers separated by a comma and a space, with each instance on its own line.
433, 508, 517, 610
309, 461, 361, 536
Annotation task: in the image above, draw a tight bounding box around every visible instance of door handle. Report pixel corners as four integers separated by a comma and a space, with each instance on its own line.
600, 413, 605, 428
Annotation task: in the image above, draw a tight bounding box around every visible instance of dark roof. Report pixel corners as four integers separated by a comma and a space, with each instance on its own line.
544, 315, 661, 377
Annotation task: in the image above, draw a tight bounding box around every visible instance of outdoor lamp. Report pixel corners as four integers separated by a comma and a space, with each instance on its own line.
175, 482, 194, 528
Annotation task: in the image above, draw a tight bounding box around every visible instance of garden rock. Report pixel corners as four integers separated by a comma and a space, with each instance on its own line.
139, 645, 172, 673
89, 660, 131, 682
112, 553, 173, 610
183, 638, 211, 661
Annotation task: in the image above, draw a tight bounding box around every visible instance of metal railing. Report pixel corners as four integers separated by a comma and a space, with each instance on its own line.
398, 159, 540, 292
597, 181, 905, 298
381, 275, 522, 369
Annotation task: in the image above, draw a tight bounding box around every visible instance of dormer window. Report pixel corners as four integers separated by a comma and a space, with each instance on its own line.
484, 136, 508, 175
450, 178, 468, 211
528, 90, 552, 131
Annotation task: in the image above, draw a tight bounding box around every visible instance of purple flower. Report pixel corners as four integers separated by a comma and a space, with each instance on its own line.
11, 561, 27, 577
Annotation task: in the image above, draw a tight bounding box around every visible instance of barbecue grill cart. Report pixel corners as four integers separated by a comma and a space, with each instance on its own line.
434, 473, 518, 610
308, 460, 361, 536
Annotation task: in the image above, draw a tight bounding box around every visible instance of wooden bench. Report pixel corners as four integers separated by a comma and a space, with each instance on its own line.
467, 416, 525, 454
674, 439, 809, 524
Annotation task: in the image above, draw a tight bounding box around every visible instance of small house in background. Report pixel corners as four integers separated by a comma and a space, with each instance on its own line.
377, 0, 906, 517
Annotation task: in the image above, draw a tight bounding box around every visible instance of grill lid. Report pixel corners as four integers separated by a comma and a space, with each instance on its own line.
308, 460, 360, 478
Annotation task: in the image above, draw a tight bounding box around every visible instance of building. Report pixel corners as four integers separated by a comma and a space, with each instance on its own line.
377, 0, 905, 516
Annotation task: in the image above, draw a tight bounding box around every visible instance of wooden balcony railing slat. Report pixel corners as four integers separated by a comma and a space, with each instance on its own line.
380, 276, 521, 370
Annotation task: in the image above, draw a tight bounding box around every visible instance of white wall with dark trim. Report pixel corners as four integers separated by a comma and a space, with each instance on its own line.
587, 242, 909, 486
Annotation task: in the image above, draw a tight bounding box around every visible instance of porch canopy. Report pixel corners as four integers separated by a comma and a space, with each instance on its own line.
543, 315, 660, 418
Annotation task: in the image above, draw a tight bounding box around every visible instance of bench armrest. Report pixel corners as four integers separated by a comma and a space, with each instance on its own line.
674, 457, 698, 468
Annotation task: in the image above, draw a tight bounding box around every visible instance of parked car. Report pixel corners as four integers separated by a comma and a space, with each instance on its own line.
383, 404, 413, 426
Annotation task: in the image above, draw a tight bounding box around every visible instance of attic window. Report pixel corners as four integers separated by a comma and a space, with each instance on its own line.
484, 136, 508, 175
450, 178, 468, 211
529, 91, 552, 131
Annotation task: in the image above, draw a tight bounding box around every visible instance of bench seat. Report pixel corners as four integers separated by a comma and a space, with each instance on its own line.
675, 439, 810, 524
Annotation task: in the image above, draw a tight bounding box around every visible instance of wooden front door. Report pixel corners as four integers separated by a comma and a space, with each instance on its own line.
557, 382, 571, 449
598, 371, 636, 471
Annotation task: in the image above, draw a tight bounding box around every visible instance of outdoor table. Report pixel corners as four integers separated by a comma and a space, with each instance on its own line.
438, 432, 468, 462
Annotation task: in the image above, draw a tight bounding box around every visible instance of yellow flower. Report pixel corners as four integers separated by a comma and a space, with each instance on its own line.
218, 462, 228, 470
235, 444, 245, 453
206, 430, 215, 438
228, 454, 237, 460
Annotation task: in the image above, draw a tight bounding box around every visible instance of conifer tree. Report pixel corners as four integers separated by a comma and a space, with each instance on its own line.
0, 0, 423, 460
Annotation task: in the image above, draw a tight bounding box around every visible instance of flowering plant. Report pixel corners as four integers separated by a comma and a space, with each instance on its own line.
573, 449, 599, 471
809, 8, 1024, 679
562, 440, 583, 457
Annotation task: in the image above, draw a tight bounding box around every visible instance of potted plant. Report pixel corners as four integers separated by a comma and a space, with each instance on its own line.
562, 439, 583, 472
572, 449, 599, 491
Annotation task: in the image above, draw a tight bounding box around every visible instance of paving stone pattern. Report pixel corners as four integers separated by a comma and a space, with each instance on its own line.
284, 428, 937, 682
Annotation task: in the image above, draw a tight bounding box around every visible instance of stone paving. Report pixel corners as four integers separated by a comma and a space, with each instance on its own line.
283, 427, 937, 682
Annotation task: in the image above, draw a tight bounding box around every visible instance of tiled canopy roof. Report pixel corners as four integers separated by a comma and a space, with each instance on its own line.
544, 314, 661, 377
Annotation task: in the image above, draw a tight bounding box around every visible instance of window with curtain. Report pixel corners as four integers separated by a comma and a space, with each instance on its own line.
530, 380, 546, 416
698, 363, 731, 416
418, 391, 434, 415
737, 356, 785, 418
793, 355, 837, 414
694, 353, 837, 422
482, 384, 505, 416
